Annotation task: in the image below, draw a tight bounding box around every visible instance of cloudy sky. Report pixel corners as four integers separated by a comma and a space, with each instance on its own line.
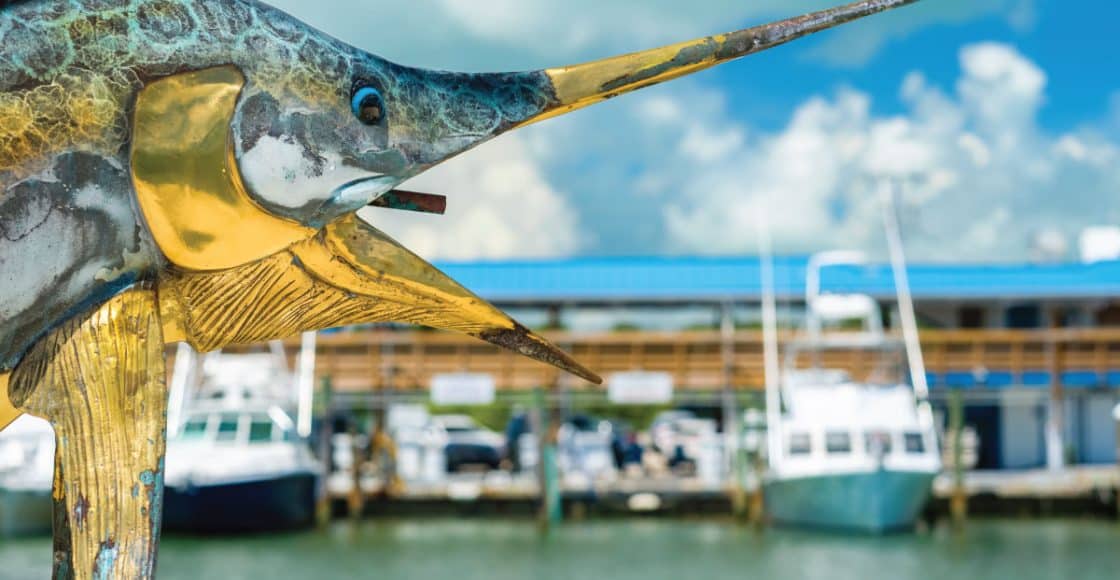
272, 0, 1120, 263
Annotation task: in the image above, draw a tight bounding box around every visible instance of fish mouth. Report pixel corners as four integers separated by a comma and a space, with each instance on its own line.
311, 174, 403, 227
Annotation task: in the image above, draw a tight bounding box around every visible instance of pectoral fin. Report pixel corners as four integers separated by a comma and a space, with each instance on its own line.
131, 66, 314, 272
0, 374, 20, 432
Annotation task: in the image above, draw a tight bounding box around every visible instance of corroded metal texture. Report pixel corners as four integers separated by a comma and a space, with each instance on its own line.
10, 289, 166, 580
0, 1, 920, 576
0, 151, 157, 372
0, 0, 919, 377
370, 190, 448, 215
537, 0, 920, 125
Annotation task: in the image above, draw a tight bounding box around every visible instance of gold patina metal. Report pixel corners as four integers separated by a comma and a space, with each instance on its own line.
0, 374, 19, 432
157, 214, 599, 383
10, 289, 166, 579
131, 66, 314, 272
537, 33, 734, 125
293, 215, 514, 332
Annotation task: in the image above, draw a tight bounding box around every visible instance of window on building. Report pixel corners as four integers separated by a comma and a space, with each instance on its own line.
1096, 303, 1120, 327
826, 431, 852, 454
958, 306, 985, 329
1005, 304, 1041, 329
904, 432, 926, 454
788, 432, 812, 456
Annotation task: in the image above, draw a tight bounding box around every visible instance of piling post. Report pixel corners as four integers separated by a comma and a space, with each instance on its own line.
347, 419, 364, 519
949, 387, 967, 528
1114, 403, 1119, 521
720, 302, 747, 520
747, 443, 766, 528
534, 387, 562, 532
316, 375, 335, 526
1045, 333, 1067, 471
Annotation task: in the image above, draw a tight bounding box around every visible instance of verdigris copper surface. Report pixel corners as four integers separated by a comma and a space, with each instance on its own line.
0, 0, 921, 577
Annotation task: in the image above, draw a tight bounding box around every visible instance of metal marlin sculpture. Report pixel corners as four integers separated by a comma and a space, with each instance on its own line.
0, 0, 920, 577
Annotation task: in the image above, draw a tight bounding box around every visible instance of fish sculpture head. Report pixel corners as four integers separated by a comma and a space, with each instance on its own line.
225, 0, 922, 230
226, 55, 557, 228
0, 0, 924, 430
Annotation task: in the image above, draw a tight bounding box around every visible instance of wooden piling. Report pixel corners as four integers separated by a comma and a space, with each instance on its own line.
316, 376, 334, 527
949, 388, 968, 528
347, 421, 364, 519
535, 388, 562, 532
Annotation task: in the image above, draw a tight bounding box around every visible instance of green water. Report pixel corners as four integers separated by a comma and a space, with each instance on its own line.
2, 519, 1118, 579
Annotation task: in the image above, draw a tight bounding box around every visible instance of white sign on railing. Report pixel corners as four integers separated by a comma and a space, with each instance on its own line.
431, 373, 496, 406
608, 371, 674, 405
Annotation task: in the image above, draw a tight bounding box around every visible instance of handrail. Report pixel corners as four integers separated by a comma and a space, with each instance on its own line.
197, 328, 1120, 392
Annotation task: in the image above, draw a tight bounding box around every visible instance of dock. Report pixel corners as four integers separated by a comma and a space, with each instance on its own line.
326, 466, 1120, 519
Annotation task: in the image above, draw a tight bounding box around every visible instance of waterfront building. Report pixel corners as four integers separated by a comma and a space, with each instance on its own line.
282, 256, 1120, 473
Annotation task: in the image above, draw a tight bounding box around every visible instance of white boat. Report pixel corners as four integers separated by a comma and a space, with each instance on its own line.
163, 346, 321, 533
0, 415, 54, 536
764, 346, 941, 532
759, 187, 942, 533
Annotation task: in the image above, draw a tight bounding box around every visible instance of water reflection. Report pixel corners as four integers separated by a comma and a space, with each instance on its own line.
1, 519, 1116, 580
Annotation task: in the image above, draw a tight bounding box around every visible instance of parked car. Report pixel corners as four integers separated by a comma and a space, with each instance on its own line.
432, 415, 504, 473
650, 410, 697, 457
557, 415, 617, 481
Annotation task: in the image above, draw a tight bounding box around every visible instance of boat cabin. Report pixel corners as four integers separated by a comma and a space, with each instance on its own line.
175, 408, 297, 446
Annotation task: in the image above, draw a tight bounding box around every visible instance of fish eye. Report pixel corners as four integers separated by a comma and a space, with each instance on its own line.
351, 87, 384, 126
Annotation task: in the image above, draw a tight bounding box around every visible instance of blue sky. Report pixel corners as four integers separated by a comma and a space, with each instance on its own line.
272, 0, 1120, 263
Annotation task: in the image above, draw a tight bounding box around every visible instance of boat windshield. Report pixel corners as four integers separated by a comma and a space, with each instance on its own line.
249, 419, 274, 443
175, 411, 295, 444
181, 417, 209, 441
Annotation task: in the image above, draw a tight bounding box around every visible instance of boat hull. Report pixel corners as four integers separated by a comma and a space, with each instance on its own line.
764, 470, 935, 533
164, 472, 318, 534
0, 487, 52, 536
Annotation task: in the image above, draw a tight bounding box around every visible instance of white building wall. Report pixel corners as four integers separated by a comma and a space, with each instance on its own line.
1000, 396, 1046, 469
1071, 394, 1118, 464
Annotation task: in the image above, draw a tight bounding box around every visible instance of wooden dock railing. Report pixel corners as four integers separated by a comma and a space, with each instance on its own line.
211, 328, 1120, 392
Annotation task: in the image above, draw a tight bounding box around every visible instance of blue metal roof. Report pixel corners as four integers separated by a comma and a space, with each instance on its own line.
435, 256, 1120, 302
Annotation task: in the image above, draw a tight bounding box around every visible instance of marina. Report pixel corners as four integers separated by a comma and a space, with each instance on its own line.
2, 0, 1119, 577
2, 254, 1116, 548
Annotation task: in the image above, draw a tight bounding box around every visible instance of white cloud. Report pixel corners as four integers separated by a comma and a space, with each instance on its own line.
248, 4, 1114, 264
360, 133, 582, 261
641, 43, 1120, 261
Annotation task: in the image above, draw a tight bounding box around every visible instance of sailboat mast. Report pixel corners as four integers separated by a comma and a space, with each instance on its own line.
757, 216, 784, 464
166, 342, 196, 434
879, 180, 934, 429
296, 331, 318, 439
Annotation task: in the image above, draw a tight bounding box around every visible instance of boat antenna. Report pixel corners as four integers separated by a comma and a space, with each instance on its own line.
878, 179, 934, 430
757, 214, 784, 465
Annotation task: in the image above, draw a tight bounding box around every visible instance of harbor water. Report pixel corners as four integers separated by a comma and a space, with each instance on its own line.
2, 519, 1117, 579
